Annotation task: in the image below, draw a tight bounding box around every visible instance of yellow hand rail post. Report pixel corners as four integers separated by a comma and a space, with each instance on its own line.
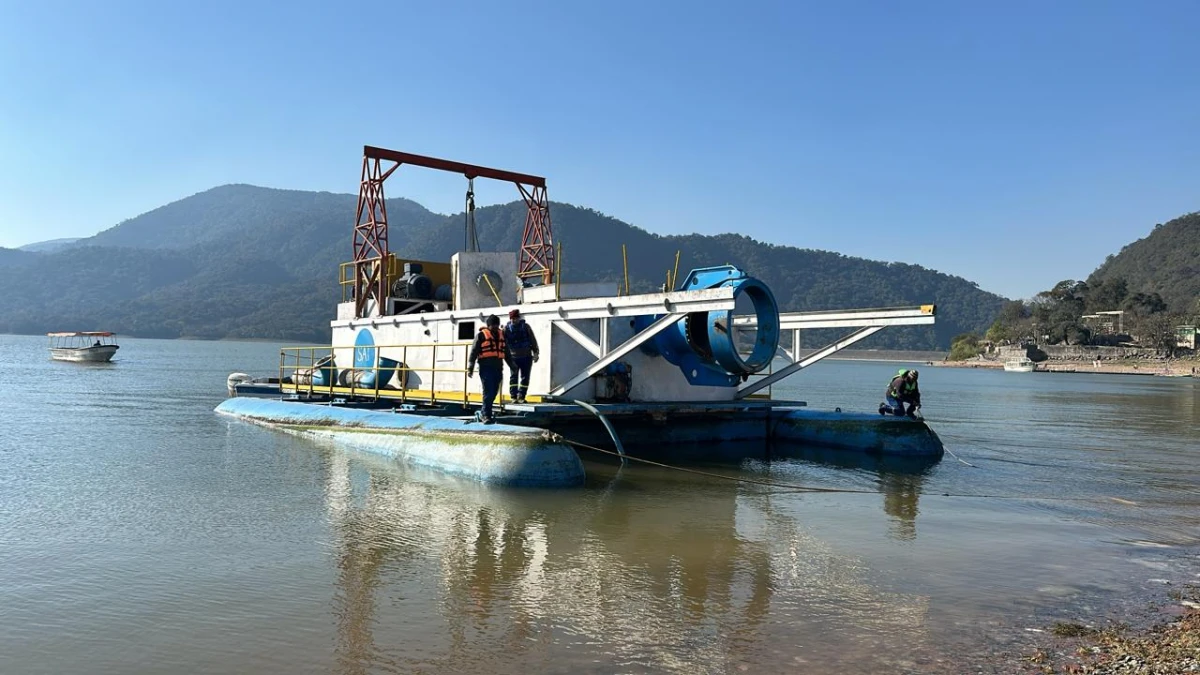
401, 345, 408, 405
621, 244, 629, 296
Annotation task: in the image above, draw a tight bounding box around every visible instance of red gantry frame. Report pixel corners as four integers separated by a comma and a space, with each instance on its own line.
352, 145, 555, 319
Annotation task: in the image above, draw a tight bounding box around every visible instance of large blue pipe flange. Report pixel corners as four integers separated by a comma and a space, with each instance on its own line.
707, 277, 779, 374
636, 265, 780, 384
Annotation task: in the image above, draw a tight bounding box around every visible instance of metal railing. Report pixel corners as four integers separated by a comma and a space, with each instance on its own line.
278, 340, 522, 408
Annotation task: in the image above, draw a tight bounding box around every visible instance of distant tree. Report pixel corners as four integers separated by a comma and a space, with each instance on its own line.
985, 300, 1031, 344
1059, 323, 1092, 346
947, 333, 983, 361
1135, 312, 1184, 355
1029, 280, 1091, 345
1085, 277, 1128, 312
1123, 291, 1168, 317
1040, 279, 1089, 311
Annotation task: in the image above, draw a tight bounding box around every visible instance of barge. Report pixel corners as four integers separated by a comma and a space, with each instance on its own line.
218, 146, 944, 486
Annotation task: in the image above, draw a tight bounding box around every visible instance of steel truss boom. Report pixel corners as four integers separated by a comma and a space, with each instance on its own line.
734, 304, 938, 398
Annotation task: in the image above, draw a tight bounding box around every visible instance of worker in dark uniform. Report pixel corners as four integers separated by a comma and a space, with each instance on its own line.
880, 369, 921, 418
503, 308, 539, 403
467, 314, 509, 424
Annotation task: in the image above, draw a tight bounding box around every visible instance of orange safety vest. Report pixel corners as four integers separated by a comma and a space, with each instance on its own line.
478, 327, 505, 360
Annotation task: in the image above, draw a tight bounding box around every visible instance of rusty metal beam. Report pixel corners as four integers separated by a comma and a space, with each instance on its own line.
363, 146, 546, 187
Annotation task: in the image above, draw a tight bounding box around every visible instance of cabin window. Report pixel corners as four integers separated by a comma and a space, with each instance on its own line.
458, 322, 474, 340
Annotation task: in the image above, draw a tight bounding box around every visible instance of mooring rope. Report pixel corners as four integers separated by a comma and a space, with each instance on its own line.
942, 445, 977, 468
554, 435, 872, 494
553, 434, 1138, 505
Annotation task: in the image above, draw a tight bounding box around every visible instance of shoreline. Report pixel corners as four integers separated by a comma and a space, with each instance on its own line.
936, 358, 1199, 377
1020, 585, 1199, 674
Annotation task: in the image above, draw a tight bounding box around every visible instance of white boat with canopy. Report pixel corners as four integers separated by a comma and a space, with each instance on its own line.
1003, 357, 1036, 372
47, 332, 120, 363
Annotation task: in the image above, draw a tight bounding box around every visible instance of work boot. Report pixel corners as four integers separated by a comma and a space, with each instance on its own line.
483, 416, 495, 425
878, 403, 887, 416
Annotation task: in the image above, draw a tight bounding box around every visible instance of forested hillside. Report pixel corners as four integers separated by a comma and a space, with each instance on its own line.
17, 238, 79, 253
0, 247, 35, 267
1087, 212, 1200, 312
970, 211, 1199, 358
0, 185, 1005, 347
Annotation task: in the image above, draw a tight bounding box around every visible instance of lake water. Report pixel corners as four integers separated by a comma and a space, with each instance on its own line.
1, 334, 1197, 674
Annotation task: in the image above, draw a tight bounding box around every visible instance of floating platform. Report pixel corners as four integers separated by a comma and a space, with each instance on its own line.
216, 398, 585, 487
218, 145, 948, 488
216, 397, 944, 487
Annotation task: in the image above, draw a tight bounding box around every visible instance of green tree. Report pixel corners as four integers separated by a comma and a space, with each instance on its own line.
985, 300, 1031, 343
947, 333, 983, 361
1124, 292, 1167, 317
1030, 280, 1090, 345
1135, 312, 1185, 355
1085, 277, 1128, 312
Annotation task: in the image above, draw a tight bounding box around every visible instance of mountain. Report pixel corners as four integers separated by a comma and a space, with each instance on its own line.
0, 185, 1005, 348
17, 238, 81, 253
0, 247, 36, 267
1087, 212, 1200, 312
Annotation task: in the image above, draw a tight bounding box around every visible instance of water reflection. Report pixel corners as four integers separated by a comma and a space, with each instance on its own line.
771, 446, 936, 542
606, 440, 937, 543
319, 442, 936, 673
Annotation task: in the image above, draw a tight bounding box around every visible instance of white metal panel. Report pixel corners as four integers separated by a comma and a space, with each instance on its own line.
333, 286, 736, 329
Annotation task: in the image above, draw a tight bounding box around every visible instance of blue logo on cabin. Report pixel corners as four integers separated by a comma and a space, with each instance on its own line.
353, 329, 376, 370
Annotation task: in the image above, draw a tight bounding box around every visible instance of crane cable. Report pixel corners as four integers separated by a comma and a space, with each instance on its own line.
465, 177, 480, 252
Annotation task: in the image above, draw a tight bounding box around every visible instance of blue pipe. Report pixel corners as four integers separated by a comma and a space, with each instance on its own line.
636, 265, 780, 386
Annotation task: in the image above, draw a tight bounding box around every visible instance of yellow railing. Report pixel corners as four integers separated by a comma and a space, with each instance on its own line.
277, 341, 538, 407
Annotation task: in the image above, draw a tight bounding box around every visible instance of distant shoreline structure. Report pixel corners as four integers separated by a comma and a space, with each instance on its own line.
797, 348, 946, 364
938, 357, 1198, 377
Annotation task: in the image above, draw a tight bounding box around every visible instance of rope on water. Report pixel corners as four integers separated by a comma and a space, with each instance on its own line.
554, 435, 873, 494
943, 445, 977, 468
554, 434, 1138, 505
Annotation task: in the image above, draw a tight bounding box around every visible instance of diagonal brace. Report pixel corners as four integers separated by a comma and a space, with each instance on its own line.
553, 320, 602, 359
549, 312, 684, 396
736, 325, 884, 399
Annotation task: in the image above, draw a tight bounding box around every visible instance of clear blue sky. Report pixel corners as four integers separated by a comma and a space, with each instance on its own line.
1, 1, 1197, 299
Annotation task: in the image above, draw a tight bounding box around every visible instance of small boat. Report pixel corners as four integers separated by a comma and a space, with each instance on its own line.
1003, 358, 1036, 372
48, 331, 120, 363
226, 372, 285, 398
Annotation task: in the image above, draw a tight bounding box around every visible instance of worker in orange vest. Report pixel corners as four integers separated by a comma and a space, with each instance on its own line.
467, 315, 511, 424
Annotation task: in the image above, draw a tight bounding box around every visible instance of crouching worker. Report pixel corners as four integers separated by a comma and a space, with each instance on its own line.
467, 314, 509, 424
504, 308, 539, 403
880, 369, 921, 418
